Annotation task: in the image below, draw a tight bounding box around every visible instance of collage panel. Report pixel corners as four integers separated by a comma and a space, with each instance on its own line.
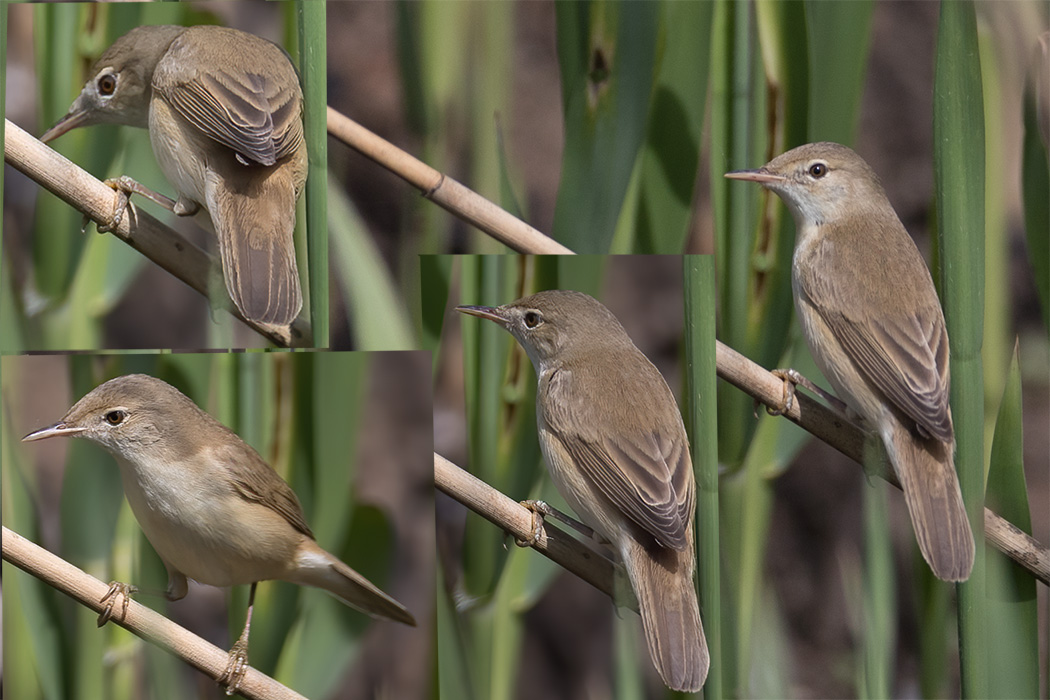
431, 254, 718, 697
3, 351, 434, 698
4, 2, 326, 350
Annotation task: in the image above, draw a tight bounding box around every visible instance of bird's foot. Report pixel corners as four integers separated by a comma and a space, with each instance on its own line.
96, 176, 179, 233
514, 499, 595, 548
515, 499, 549, 547
763, 368, 848, 417
97, 581, 137, 627
763, 368, 801, 416
96, 177, 132, 233
218, 637, 250, 696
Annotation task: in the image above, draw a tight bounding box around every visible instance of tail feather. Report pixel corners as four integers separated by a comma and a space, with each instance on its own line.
207, 166, 302, 329
887, 420, 975, 581
290, 541, 416, 626
325, 557, 417, 626
623, 537, 708, 692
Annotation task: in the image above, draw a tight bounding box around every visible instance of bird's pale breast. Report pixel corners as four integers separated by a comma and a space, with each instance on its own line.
114, 451, 301, 586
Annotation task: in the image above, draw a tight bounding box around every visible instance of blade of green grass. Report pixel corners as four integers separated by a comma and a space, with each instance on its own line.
468, 3, 513, 254
859, 482, 895, 699
299, 0, 327, 345
459, 256, 516, 598
685, 255, 721, 699
933, 2, 986, 695
328, 175, 416, 351
308, 352, 367, 543
750, 0, 806, 369
613, 615, 644, 699
3, 358, 64, 700
750, 586, 789, 699
721, 331, 813, 696
916, 561, 952, 696
804, 1, 874, 144
633, 2, 713, 254
978, 26, 1010, 456
32, 3, 87, 299
553, 1, 659, 253
487, 545, 531, 700
984, 342, 1038, 697
711, 0, 764, 470
437, 554, 479, 700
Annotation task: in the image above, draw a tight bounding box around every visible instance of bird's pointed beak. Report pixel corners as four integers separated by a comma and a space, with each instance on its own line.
41, 104, 92, 144
456, 305, 509, 326
22, 421, 86, 442
724, 168, 786, 184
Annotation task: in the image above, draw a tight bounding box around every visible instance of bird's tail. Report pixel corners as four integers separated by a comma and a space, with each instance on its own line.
622, 536, 708, 692
208, 164, 302, 330
887, 419, 975, 581
290, 540, 416, 626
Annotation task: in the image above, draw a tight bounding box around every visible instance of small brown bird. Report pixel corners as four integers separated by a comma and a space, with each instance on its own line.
42, 25, 307, 332
726, 142, 975, 581
23, 374, 414, 693
458, 290, 708, 691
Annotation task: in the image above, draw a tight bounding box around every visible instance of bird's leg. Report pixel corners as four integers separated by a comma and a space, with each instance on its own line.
218, 582, 256, 696
97, 581, 138, 627
514, 499, 596, 547
95, 175, 180, 233
163, 569, 189, 603
171, 195, 201, 218
764, 368, 850, 416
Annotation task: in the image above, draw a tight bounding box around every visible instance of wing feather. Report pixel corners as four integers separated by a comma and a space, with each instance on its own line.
829, 307, 952, 441
543, 365, 693, 550
153, 29, 304, 167
214, 439, 313, 538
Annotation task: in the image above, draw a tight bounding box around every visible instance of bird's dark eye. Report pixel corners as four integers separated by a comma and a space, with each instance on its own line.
97, 73, 117, 96
808, 162, 828, 178
104, 410, 126, 426
524, 311, 542, 328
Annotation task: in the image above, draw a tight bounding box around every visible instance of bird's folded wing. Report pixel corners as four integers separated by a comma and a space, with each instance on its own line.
155, 55, 303, 167
830, 307, 953, 442
217, 440, 315, 538
544, 367, 693, 550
